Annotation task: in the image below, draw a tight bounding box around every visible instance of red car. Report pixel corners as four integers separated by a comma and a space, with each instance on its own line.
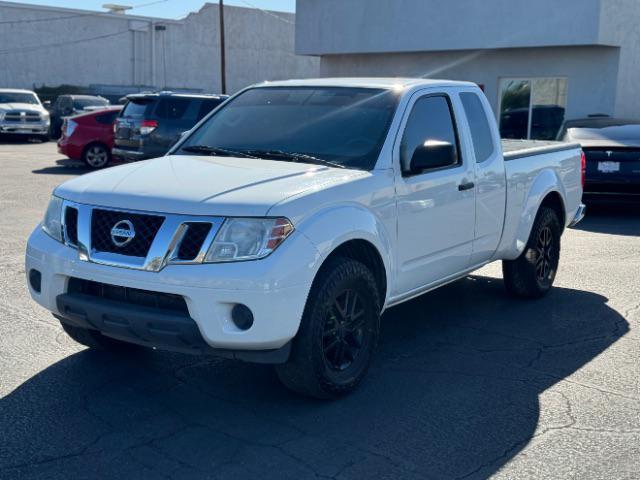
57, 106, 122, 169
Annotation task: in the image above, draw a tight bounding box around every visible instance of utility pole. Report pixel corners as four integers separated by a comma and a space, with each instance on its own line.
219, 0, 227, 94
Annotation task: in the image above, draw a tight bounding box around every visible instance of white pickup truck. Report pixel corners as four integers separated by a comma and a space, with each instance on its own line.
26, 78, 585, 398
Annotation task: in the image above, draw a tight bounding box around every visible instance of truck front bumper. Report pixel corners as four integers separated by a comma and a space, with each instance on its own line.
0, 122, 49, 135
26, 226, 319, 360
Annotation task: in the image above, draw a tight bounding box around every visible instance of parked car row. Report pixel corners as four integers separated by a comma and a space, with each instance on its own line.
57, 91, 228, 169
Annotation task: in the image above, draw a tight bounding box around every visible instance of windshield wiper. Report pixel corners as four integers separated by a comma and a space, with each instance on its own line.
241, 149, 346, 169
181, 145, 259, 159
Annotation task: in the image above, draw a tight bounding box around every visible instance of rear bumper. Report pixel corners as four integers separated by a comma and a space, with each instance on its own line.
568, 203, 586, 227
112, 147, 150, 160
57, 136, 82, 160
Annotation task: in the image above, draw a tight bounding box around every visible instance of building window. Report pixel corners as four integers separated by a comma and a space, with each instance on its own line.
498, 78, 568, 140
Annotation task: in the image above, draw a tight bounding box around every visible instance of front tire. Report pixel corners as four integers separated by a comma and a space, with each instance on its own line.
276, 257, 381, 399
502, 206, 561, 298
82, 143, 111, 169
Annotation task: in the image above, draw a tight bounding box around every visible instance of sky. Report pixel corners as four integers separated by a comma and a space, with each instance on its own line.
8, 0, 295, 18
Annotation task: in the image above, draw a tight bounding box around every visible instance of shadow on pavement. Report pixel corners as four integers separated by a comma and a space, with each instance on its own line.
575, 200, 640, 236
0, 275, 627, 479
32, 158, 91, 175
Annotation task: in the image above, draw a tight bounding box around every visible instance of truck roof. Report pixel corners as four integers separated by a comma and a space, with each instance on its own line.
260, 77, 477, 90
0, 88, 36, 94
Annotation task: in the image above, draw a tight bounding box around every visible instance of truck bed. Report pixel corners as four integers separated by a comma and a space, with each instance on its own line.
502, 139, 581, 161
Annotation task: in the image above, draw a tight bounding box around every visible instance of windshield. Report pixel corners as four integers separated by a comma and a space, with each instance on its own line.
567, 124, 640, 142
177, 86, 399, 170
73, 97, 108, 109
0, 92, 39, 105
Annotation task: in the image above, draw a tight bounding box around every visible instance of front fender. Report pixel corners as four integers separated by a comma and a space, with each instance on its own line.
500, 168, 566, 260
295, 203, 394, 304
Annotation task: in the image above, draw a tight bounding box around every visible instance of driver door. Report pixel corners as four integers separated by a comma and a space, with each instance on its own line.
394, 92, 476, 296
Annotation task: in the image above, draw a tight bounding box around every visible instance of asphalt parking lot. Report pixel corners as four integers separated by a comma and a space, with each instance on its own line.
1, 140, 639, 479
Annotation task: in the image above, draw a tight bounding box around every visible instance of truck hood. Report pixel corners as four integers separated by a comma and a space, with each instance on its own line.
55, 155, 365, 216
0, 103, 46, 112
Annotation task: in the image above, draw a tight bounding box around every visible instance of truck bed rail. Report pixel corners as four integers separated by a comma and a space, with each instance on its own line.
502, 139, 581, 161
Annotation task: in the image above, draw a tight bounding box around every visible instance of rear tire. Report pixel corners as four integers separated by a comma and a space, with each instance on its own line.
59, 321, 138, 351
502, 206, 561, 298
82, 143, 111, 169
276, 257, 381, 399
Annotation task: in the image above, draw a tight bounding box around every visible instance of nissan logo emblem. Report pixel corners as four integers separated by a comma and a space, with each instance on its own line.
110, 220, 136, 247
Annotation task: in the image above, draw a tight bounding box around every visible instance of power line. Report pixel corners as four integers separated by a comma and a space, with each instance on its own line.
0, 30, 131, 55
0, 0, 170, 25
236, 0, 294, 24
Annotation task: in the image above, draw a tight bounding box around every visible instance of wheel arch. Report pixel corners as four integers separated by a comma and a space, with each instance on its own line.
297, 204, 394, 309
314, 239, 387, 309
498, 168, 568, 260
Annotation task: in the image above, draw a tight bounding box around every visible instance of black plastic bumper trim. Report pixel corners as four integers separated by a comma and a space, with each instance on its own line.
55, 293, 291, 364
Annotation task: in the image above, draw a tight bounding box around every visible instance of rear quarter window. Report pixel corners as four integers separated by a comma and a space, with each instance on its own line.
460, 92, 495, 163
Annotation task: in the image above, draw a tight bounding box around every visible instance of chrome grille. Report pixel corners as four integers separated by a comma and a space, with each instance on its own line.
176, 223, 213, 260
64, 206, 78, 247
59, 201, 224, 272
4, 110, 42, 123
91, 209, 165, 257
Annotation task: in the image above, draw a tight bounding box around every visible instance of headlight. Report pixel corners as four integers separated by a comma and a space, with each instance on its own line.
42, 195, 64, 242
204, 217, 293, 262
0, 111, 5, 121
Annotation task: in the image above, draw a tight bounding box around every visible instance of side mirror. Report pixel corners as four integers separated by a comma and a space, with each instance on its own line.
43, 100, 51, 109
409, 140, 457, 174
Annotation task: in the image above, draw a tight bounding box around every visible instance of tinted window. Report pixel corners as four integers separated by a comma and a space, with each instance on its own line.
197, 99, 224, 121
122, 99, 153, 119
180, 87, 399, 170
0, 92, 39, 104
154, 98, 193, 120
73, 97, 108, 109
460, 92, 494, 163
400, 95, 460, 173
95, 110, 120, 125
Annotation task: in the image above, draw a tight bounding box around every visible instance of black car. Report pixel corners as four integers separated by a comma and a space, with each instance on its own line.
49, 94, 110, 138
558, 117, 640, 200
112, 92, 228, 161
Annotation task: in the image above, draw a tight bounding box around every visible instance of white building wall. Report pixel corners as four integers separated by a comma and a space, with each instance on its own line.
599, 0, 640, 119
319, 46, 620, 121
0, 2, 319, 94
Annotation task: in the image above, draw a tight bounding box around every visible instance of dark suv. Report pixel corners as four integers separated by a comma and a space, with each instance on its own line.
112, 92, 228, 161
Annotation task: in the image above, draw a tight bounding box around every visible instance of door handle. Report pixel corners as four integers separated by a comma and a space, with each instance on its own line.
458, 181, 475, 191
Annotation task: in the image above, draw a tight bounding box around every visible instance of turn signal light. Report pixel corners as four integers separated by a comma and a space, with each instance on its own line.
580, 150, 586, 188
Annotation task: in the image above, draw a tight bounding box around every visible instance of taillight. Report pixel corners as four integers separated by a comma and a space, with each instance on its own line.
140, 119, 158, 135
65, 119, 77, 137
580, 150, 586, 188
